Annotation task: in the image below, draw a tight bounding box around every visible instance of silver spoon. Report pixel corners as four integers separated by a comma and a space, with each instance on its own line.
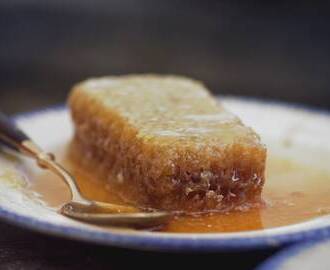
0, 112, 171, 228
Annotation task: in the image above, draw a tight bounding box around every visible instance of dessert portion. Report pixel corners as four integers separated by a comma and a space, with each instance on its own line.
69, 75, 266, 212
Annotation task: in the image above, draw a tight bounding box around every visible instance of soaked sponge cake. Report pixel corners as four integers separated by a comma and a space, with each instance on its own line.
68, 75, 266, 212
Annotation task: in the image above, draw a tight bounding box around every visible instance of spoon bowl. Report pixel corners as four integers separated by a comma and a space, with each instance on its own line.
61, 201, 171, 227
0, 112, 172, 228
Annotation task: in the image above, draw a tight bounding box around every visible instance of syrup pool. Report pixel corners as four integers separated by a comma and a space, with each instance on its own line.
27, 144, 330, 233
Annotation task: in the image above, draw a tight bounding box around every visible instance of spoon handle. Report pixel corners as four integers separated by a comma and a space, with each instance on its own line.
0, 111, 88, 200
0, 112, 30, 153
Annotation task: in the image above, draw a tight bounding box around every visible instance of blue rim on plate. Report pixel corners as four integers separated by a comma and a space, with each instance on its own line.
1, 202, 330, 252
255, 238, 330, 270
0, 100, 329, 252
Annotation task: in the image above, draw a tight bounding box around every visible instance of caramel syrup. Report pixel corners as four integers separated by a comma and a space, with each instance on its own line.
29, 146, 330, 233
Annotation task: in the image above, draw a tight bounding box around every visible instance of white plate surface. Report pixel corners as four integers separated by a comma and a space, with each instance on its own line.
0, 97, 330, 252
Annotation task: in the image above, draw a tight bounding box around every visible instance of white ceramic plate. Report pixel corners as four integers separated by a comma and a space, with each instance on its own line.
257, 238, 330, 270
0, 97, 330, 252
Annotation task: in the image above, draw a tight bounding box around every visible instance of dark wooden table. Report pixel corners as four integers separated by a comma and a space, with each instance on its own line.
0, 221, 277, 270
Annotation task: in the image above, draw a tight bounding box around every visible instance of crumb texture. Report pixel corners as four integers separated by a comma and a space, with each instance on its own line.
69, 75, 266, 212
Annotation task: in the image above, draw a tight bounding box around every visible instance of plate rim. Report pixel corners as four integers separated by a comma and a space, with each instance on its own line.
1, 201, 330, 252
1, 98, 330, 252
255, 238, 330, 270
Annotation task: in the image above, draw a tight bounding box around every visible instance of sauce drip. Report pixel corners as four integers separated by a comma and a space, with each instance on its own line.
29, 147, 330, 233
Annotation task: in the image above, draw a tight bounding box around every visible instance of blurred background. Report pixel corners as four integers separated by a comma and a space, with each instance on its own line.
1, 0, 329, 114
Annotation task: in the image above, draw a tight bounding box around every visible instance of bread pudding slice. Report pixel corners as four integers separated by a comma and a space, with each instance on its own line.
68, 75, 266, 212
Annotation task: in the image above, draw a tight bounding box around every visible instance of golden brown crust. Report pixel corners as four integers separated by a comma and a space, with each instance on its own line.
68, 75, 266, 212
